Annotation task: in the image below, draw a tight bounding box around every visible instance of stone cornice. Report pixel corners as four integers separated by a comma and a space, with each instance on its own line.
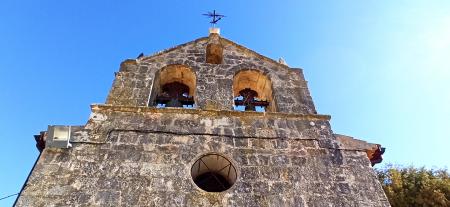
91, 104, 331, 121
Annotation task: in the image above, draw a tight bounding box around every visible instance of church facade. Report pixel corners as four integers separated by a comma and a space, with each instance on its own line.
16, 29, 389, 206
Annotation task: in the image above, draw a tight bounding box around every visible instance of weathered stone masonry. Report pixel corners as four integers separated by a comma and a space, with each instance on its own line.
16, 32, 389, 206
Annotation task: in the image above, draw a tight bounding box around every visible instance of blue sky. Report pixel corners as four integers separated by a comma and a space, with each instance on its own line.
1, 0, 449, 205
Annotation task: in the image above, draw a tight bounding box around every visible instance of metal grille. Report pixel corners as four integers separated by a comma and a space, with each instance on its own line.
191, 153, 237, 192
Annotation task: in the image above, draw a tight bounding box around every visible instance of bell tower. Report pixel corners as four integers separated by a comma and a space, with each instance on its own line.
16, 29, 389, 206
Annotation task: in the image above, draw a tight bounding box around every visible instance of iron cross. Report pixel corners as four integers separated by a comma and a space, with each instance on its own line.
203, 10, 225, 27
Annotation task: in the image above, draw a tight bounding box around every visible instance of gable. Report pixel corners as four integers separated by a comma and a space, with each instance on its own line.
139, 34, 292, 71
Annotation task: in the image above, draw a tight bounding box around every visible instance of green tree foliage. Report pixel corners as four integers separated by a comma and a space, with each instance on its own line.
375, 165, 450, 207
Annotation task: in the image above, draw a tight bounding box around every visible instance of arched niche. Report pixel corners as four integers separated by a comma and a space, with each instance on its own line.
150, 64, 197, 108
233, 69, 275, 112
206, 43, 223, 64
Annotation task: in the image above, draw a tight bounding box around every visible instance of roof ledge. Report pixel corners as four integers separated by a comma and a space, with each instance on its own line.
334, 134, 385, 166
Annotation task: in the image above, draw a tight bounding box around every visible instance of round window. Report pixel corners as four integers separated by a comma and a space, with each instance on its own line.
191, 153, 237, 192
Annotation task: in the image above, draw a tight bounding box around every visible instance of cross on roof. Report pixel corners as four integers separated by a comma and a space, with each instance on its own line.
203, 10, 225, 27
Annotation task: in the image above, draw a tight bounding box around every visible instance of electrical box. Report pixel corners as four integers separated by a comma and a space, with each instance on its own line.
46, 125, 72, 148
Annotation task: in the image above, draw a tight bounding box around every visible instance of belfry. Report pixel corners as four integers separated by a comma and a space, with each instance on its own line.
16, 27, 389, 206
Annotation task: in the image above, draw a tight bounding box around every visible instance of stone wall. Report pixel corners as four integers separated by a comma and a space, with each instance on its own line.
16, 106, 389, 206
106, 34, 316, 114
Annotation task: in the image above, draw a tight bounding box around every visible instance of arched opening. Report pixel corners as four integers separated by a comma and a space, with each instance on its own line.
151, 65, 196, 108
191, 153, 237, 192
233, 70, 275, 112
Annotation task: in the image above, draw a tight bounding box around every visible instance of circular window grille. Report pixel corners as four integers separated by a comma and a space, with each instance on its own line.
191, 153, 237, 192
